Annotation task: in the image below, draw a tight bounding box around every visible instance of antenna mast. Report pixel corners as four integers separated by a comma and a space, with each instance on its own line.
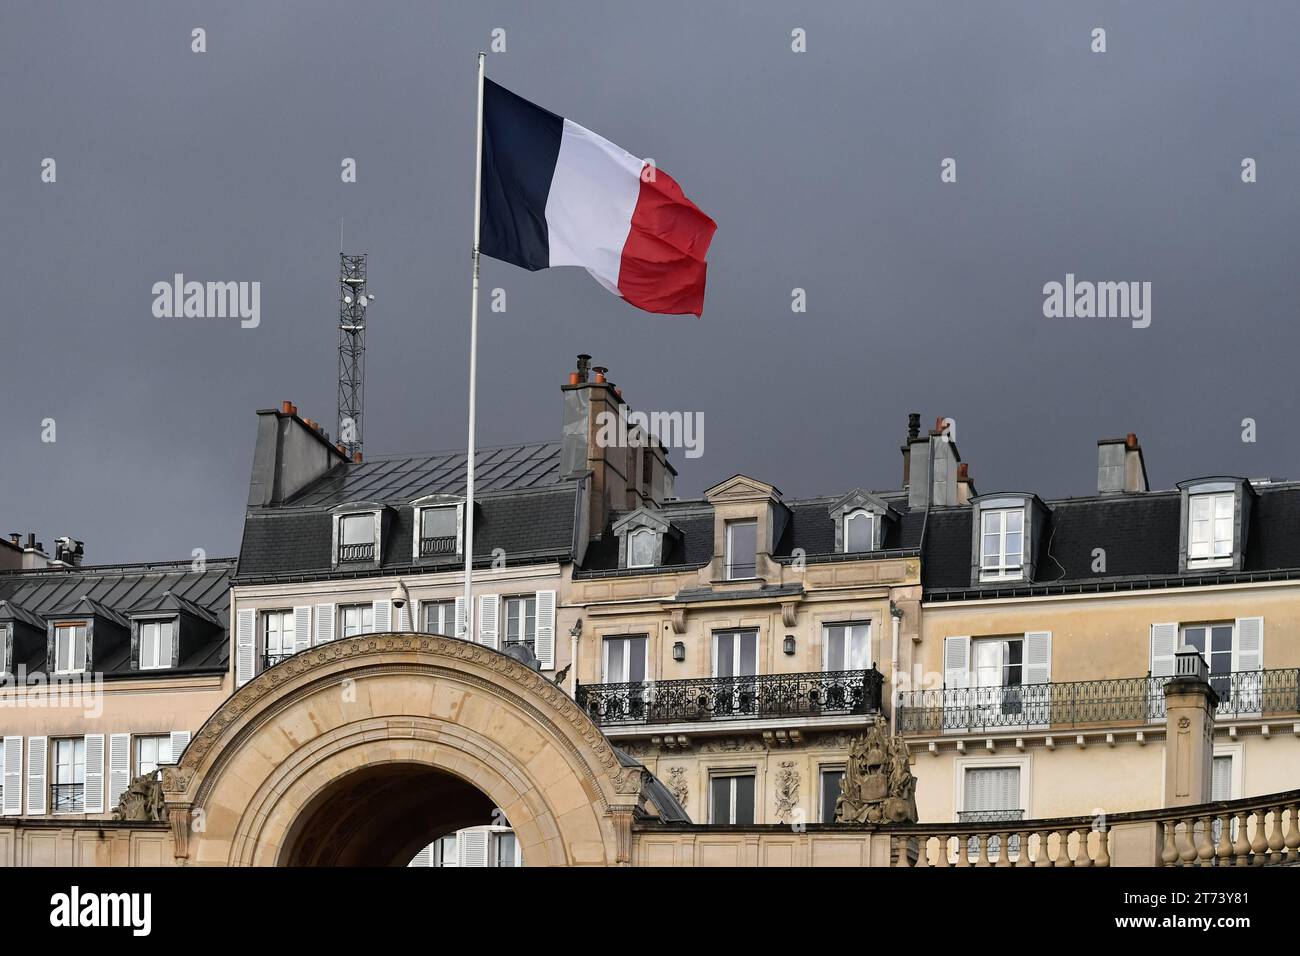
337, 253, 370, 460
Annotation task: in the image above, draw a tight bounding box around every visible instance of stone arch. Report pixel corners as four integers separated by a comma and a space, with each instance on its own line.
161, 634, 659, 866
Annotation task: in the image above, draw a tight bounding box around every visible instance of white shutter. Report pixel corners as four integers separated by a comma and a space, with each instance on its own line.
943, 636, 971, 688
26, 736, 46, 815
409, 844, 433, 867
397, 604, 410, 632
1024, 631, 1052, 684
314, 603, 335, 645
477, 595, 499, 650
1212, 755, 1234, 801
963, 766, 1021, 813
460, 829, 489, 866
535, 590, 556, 670
1234, 616, 1264, 717
169, 731, 191, 766
373, 599, 392, 634
454, 596, 468, 640
235, 608, 256, 687
83, 734, 105, 813
293, 606, 313, 653
108, 734, 131, 810
2, 737, 22, 815
1150, 622, 1179, 677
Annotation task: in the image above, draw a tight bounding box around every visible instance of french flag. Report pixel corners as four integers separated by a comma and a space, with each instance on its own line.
479, 79, 717, 317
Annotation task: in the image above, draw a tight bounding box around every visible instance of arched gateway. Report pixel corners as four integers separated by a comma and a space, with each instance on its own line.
159, 633, 680, 866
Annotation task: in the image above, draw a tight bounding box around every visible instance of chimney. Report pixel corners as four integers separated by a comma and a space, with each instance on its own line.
1097, 433, 1148, 494
248, 402, 350, 507
900, 412, 921, 488
908, 417, 962, 510
560, 355, 674, 541
956, 462, 977, 505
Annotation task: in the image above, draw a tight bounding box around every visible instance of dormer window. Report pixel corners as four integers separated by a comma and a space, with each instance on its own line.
725, 519, 758, 580
979, 507, 1024, 581
138, 619, 175, 670
53, 623, 87, 673
411, 496, 465, 562
331, 505, 383, 567
1177, 478, 1252, 574
844, 509, 873, 553
628, 528, 656, 568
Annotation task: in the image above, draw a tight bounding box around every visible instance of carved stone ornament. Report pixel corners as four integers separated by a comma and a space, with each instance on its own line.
774, 761, 800, 824
111, 771, 166, 822
667, 766, 689, 807
833, 716, 918, 824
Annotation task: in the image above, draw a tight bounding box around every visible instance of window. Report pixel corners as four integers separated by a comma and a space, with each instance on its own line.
138, 619, 174, 670
492, 831, 520, 867
1182, 623, 1234, 702
53, 623, 88, 673
52, 738, 86, 812
820, 767, 844, 823
603, 636, 647, 684
824, 623, 871, 671
972, 636, 1024, 716
725, 519, 758, 580
979, 508, 1024, 580
1212, 755, 1235, 843
338, 513, 376, 563
710, 772, 756, 825
961, 766, 1023, 860
628, 528, 656, 569
422, 600, 457, 636
714, 630, 759, 678
434, 834, 458, 867
1188, 492, 1234, 568
418, 506, 460, 557
504, 595, 536, 651
844, 509, 873, 553
135, 735, 169, 778
263, 609, 294, 667
339, 603, 373, 639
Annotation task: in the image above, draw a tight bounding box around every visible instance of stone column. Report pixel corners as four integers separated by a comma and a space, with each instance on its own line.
1162, 649, 1218, 808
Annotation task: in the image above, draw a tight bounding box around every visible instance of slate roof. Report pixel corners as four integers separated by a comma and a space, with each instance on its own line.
0, 558, 234, 676
575, 479, 1300, 598
234, 440, 578, 584
283, 442, 562, 508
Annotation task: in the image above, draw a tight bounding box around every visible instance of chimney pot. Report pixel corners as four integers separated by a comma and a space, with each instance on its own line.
907, 412, 921, 442
576, 354, 592, 383
593, 366, 608, 384
26, 533, 35, 549
1126, 433, 1139, 449
568, 372, 580, 386
958, 462, 969, 480
281, 401, 293, 414
353, 452, 363, 463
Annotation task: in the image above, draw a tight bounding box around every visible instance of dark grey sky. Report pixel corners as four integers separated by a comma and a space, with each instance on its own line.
4, 1, 1299, 564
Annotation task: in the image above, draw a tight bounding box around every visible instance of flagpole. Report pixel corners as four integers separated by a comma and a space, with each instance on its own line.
464, 51, 485, 644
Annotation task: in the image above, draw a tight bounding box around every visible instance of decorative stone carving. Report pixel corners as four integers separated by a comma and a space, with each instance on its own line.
774, 761, 800, 824
698, 737, 765, 754
834, 716, 917, 824
112, 771, 166, 822
667, 766, 689, 808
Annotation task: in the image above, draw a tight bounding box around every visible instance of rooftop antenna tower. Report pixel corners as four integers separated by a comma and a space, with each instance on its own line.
337, 252, 372, 460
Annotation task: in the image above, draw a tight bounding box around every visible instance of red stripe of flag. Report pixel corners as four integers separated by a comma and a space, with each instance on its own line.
617, 166, 718, 317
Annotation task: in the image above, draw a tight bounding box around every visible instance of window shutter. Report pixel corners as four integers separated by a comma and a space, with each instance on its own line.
2, 737, 22, 815
454, 597, 467, 640
943, 636, 971, 688
293, 606, 313, 653
477, 595, 499, 649
169, 731, 191, 766
1212, 755, 1234, 801
83, 734, 105, 813
1024, 632, 1052, 685
235, 608, 256, 687
1234, 617, 1263, 672
535, 590, 556, 670
26, 736, 46, 815
409, 844, 433, 867
460, 830, 489, 866
108, 734, 131, 810
373, 599, 392, 634
1150, 622, 1179, 677
397, 604, 410, 632
314, 603, 335, 645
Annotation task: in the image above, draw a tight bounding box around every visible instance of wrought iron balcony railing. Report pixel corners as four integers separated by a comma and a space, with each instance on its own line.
419, 535, 458, 557
262, 651, 293, 672
337, 542, 375, 562
896, 667, 1300, 734
576, 668, 884, 727
52, 783, 84, 813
